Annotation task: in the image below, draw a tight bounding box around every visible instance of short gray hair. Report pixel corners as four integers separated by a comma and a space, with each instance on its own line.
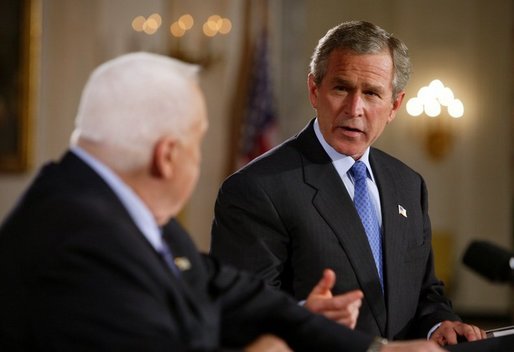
309, 21, 411, 99
71, 52, 202, 171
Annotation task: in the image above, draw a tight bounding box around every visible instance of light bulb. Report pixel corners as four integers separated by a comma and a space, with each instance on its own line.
406, 97, 423, 116
448, 99, 464, 118
424, 99, 441, 117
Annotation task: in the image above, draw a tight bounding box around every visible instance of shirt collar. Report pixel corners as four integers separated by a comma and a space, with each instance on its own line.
313, 118, 375, 182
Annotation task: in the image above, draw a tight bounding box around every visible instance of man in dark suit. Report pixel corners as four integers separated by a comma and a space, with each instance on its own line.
0, 52, 444, 351
211, 21, 485, 346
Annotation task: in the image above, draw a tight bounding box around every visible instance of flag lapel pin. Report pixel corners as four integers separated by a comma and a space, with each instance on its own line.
398, 205, 407, 218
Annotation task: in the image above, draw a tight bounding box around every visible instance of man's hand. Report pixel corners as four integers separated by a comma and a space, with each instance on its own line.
383, 340, 445, 351
304, 269, 363, 328
429, 320, 486, 346
244, 334, 292, 352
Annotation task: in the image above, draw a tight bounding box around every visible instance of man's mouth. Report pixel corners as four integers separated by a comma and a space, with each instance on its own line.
340, 126, 364, 134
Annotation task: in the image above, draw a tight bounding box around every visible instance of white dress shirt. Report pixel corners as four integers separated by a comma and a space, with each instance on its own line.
70, 146, 165, 253
313, 118, 382, 227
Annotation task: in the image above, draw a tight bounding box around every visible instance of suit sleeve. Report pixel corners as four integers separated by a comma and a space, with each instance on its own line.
211, 172, 290, 290
408, 177, 461, 338
27, 199, 186, 351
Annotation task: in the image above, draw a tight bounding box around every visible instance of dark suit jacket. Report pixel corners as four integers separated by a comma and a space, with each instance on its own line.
0, 151, 373, 351
211, 119, 460, 340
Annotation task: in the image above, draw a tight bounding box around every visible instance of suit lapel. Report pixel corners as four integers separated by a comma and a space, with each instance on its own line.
60, 152, 212, 341
297, 122, 387, 335
369, 150, 409, 336
161, 221, 213, 320
161, 221, 205, 289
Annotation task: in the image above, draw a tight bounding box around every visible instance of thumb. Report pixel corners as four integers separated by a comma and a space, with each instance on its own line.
310, 269, 336, 296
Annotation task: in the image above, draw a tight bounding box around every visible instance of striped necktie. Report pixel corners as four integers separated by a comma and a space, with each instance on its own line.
350, 161, 383, 290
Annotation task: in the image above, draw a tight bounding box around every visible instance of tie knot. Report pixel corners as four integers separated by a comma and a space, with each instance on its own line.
350, 161, 368, 181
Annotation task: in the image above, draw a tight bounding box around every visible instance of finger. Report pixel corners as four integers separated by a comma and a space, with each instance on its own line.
336, 316, 356, 329
335, 306, 360, 328
468, 325, 480, 341
349, 303, 360, 329
333, 289, 364, 305
453, 323, 479, 342
319, 296, 362, 315
480, 329, 487, 339
321, 299, 361, 321
310, 269, 336, 296
305, 289, 362, 316
464, 325, 483, 341
322, 308, 351, 321
469, 325, 478, 340
468, 325, 486, 340
429, 332, 446, 346
471, 325, 482, 340
443, 327, 458, 345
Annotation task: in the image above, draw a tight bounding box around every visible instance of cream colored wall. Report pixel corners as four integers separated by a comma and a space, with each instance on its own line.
0, 0, 511, 315
0, 0, 239, 251
0, 0, 168, 217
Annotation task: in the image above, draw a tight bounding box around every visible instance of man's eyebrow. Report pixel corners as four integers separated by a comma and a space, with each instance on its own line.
328, 77, 385, 93
329, 77, 352, 86
362, 82, 386, 93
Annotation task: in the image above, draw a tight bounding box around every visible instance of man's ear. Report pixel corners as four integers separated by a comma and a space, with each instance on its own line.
151, 137, 177, 179
307, 73, 319, 109
388, 91, 406, 123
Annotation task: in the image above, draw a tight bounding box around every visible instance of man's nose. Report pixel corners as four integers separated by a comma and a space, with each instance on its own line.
344, 93, 364, 117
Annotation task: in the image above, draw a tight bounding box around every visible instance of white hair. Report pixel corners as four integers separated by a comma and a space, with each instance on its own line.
71, 52, 202, 171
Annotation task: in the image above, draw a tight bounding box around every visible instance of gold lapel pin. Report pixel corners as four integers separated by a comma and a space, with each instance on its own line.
174, 257, 191, 271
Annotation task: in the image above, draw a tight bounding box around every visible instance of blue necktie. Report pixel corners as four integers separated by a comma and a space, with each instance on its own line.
350, 161, 383, 290
159, 239, 181, 276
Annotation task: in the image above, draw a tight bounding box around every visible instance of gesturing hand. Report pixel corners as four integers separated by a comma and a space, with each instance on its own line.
429, 320, 486, 346
304, 269, 363, 329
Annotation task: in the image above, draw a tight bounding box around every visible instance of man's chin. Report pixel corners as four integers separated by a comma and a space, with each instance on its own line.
330, 143, 367, 160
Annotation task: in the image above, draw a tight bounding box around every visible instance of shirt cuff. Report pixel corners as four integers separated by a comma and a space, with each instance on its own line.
427, 322, 442, 339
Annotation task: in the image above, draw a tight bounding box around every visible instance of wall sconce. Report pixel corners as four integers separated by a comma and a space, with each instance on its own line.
132, 13, 163, 35
406, 79, 464, 160
131, 12, 232, 68
168, 13, 232, 67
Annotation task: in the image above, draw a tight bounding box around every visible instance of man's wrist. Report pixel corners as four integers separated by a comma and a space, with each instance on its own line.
427, 322, 442, 339
366, 337, 388, 352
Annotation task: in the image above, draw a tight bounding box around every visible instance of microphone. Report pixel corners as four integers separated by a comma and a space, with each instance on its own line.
462, 240, 514, 283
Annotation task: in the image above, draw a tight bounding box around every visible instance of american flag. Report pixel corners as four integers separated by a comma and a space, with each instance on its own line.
238, 30, 277, 166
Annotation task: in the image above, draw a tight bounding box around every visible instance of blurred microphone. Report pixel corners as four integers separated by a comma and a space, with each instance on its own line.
462, 240, 514, 283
